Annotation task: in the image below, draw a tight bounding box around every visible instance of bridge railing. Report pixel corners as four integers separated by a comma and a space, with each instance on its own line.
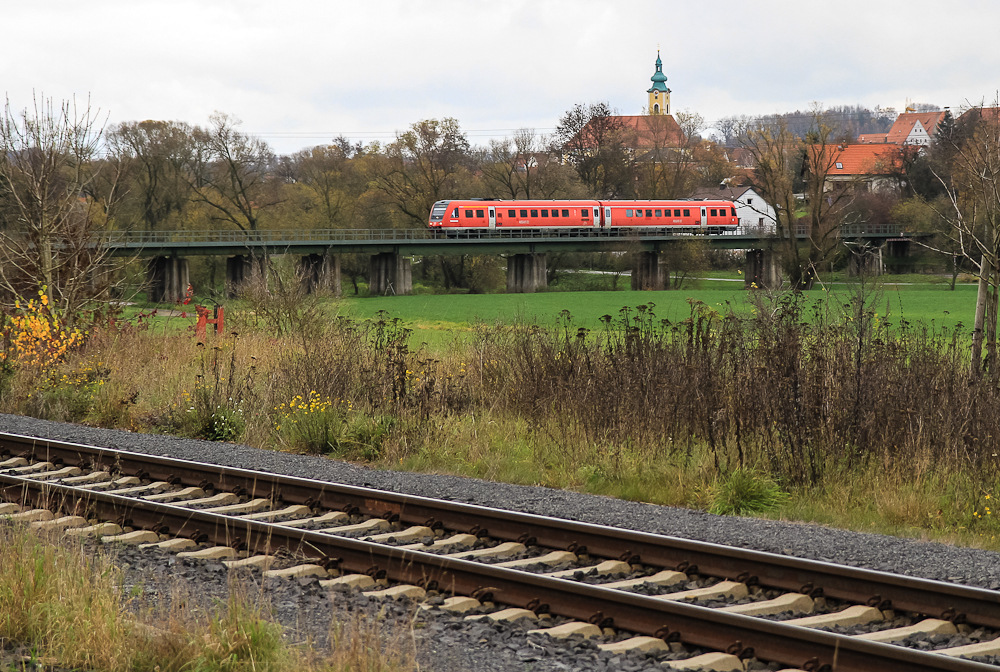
88, 223, 910, 247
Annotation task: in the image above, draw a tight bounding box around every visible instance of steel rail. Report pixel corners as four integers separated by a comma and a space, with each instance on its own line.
0, 472, 993, 672
3, 431, 999, 631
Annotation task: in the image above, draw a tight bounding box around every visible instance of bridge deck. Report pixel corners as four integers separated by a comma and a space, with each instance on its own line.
92, 225, 916, 257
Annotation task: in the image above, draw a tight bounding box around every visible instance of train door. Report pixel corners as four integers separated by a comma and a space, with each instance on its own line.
700, 206, 707, 231
604, 206, 612, 228
488, 206, 496, 229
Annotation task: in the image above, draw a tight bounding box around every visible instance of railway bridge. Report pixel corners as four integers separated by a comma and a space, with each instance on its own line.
93, 225, 917, 301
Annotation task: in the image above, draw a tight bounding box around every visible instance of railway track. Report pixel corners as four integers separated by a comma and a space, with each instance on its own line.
1, 431, 998, 672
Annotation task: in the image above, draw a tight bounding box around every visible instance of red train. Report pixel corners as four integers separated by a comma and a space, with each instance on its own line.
429, 199, 738, 233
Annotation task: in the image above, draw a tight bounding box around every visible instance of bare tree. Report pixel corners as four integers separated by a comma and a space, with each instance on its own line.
738, 111, 853, 288
0, 94, 121, 318
556, 102, 634, 198
188, 112, 277, 234
928, 104, 1000, 375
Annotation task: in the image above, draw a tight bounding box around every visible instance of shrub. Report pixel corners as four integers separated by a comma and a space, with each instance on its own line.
708, 468, 789, 516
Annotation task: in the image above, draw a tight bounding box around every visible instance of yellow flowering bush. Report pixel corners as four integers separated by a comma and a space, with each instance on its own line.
2, 290, 84, 370
274, 391, 393, 458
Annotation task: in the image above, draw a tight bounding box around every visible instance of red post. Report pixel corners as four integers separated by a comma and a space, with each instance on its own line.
194, 305, 224, 340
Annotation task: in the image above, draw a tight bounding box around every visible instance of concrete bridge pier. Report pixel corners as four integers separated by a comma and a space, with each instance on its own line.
884, 239, 913, 273
226, 255, 267, 298
745, 249, 781, 289
631, 251, 665, 290
368, 253, 412, 295
298, 252, 342, 296
147, 256, 189, 303
848, 246, 884, 277
506, 253, 547, 293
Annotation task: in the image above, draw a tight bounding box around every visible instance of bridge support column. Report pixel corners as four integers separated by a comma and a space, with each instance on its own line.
226, 255, 266, 298
298, 253, 342, 296
631, 251, 665, 290
884, 239, 912, 273
745, 249, 781, 289
147, 256, 189, 303
368, 253, 412, 296
848, 246, 884, 277
506, 253, 547, 293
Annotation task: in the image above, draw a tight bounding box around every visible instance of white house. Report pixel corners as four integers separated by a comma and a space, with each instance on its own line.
690, 184, 777, 234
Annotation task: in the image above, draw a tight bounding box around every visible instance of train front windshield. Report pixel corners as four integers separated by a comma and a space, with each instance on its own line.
430, 202, 449, 222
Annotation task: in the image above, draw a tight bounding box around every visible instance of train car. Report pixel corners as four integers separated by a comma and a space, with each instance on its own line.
428, 199, 738, 233
601, 200, 738, 233
429, 199, 602, 231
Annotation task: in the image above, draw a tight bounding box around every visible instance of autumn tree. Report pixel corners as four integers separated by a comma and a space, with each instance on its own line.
368, 118, 473, 227
188, 112, 277, 234
0, 94, 121, 317
738, 112, 853, 288
291, 139, 363, 229
478, 129, 584, 200
556, 102, 634, 198
104, 120, 194, 231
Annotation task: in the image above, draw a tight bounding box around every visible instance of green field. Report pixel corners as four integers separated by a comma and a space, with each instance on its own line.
337, 275, 980, 348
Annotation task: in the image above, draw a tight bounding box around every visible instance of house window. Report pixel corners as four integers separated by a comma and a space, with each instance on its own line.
836, 162, 843, 169
747, 198, 753, 204
759, 218, 765, 225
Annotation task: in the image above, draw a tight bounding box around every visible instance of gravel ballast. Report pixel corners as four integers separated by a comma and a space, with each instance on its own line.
2, 413, 999, 671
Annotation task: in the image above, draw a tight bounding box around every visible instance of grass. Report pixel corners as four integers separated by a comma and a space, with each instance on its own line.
4, 272, 1000, 554
0, 523, 415, 672
337, 279, 979, 350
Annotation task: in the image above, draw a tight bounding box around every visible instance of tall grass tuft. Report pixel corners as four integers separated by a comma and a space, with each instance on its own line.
708, 468, 790, 516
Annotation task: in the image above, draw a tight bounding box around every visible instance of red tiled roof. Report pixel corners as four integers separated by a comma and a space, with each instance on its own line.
856, 133, 888, 144
885, 111, 946, 144
576, 114, 685, 149
821, 144, 908, 176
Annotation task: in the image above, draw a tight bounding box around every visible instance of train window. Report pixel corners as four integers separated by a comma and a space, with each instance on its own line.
541, 210, 549, 217
476, 209, 484, 217
645, 209, 652, 217
451, 208, 459, 217
626, 209, 633, 217
508, 209, 516, 217
464, 210, 474, 218
683, 209, 690, 217
655, 209, 662, 217
710, 209, 717, 217
582, 209, 590, 217
530, 209, 538, 217
520, 209, 528, 217
551, 210, 559, 218
562, 209, 569, 217
731, 208, 737, 217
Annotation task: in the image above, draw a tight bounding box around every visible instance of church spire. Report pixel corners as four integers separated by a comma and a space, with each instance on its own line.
647, 50, 671, 115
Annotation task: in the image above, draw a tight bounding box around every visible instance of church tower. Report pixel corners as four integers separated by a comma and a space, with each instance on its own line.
647, 50, 671, 115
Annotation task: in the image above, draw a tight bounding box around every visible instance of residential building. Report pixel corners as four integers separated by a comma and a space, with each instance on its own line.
690, 183, 777, 233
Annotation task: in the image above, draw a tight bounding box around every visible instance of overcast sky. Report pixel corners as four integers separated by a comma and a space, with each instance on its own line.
5, 0, 1000, 155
